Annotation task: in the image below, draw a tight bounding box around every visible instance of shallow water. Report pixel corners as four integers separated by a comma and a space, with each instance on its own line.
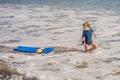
0, 2, 120, 80
0, 4, 120, 49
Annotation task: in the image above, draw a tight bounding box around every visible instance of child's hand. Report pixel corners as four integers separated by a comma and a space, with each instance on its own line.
93, 32, 97, 38
82, 41, 85, 45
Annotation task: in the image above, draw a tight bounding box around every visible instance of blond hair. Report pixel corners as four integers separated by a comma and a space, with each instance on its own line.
83, 21, 91, 29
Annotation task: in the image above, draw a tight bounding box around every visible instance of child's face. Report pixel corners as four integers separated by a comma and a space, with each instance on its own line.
83, 25, 88, 29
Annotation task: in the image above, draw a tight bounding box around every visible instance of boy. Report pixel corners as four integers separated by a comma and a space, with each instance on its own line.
82, 21, 98, 52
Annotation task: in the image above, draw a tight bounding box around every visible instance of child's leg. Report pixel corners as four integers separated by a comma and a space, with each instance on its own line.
90, 42, 98, 51
84, 44, 89, 52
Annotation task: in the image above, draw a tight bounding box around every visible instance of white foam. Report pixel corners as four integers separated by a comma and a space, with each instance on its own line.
0, 4, 120, 80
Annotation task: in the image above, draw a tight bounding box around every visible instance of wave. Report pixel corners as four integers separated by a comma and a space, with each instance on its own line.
0, 0, 120, 10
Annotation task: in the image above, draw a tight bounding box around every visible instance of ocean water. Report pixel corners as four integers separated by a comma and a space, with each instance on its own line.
0, 0, 120, 10
0, 1, 120, 80
0, 0, 120, 53
0, 1, 120, 47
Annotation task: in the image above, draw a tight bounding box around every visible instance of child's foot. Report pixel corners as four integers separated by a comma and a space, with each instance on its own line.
85, 50, 89, 53
90, 50, 95, 53
89, 48, 97, 53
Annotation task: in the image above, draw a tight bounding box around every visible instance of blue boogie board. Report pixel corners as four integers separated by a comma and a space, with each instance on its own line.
13, 46, 54, 53
42, 48, 54, 53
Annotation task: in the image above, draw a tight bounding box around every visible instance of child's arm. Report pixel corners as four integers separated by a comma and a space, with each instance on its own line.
93, 32, 97, 38
82, 31, 86, 44
82, 37, 85, 44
